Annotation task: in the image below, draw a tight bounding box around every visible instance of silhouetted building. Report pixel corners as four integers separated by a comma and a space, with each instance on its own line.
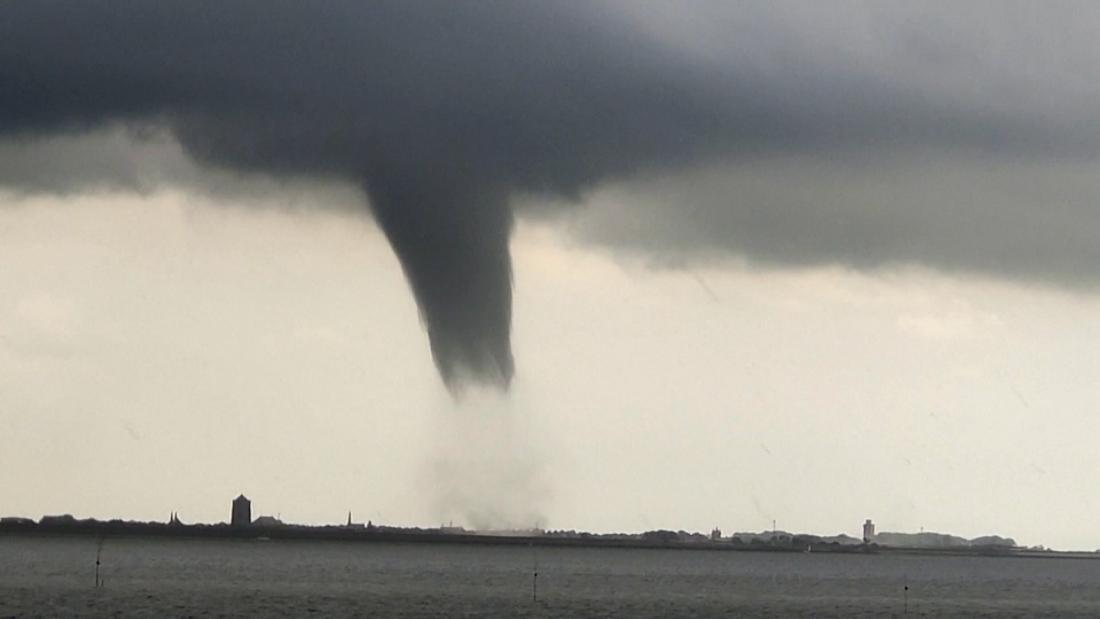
168, 512, 183, 526
252, 515, 283, 527
862, 519, 875, 543
711, 527, 722, 541
232, 495, 252, 527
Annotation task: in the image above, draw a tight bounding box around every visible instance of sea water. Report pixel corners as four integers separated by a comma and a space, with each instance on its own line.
3, 535, 1100, 617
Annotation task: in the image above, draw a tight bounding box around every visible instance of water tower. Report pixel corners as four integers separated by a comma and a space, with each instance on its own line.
232, 494, 252, 527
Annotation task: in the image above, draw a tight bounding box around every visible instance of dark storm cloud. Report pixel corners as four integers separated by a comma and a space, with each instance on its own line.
2, 1, 1100, 387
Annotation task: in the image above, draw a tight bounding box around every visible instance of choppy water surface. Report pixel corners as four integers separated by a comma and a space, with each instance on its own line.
3, 535, 1100, 617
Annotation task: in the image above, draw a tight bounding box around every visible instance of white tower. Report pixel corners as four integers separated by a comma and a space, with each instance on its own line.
862, 519, 875, 543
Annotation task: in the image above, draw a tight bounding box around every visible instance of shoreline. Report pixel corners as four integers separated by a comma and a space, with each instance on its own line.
2, 521, 1089, 559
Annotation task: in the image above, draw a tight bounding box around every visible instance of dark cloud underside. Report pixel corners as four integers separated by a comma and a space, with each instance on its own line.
2, 1, 1100, 387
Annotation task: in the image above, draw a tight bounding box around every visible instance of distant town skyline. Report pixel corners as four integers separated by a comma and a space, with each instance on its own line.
2, 494, 1025, 553
3, 499, 1024, 554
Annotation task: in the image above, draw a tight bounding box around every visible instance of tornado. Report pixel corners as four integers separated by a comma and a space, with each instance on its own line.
365, 173, 514, 390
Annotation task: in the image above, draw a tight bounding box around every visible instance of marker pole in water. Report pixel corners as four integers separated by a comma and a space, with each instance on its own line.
94, 536, 105, 588
531, 542, 539, 603
903, 574, 909, 614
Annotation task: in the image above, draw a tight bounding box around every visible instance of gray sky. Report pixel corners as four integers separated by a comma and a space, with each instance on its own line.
3, 189, 1099, 549
2, 2, 1100, 549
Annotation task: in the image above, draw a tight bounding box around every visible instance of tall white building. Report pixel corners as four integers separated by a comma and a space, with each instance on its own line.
862, 519, 875, 543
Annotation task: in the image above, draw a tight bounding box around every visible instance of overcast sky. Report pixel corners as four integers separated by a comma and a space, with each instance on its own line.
3, 2, 1100, 549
